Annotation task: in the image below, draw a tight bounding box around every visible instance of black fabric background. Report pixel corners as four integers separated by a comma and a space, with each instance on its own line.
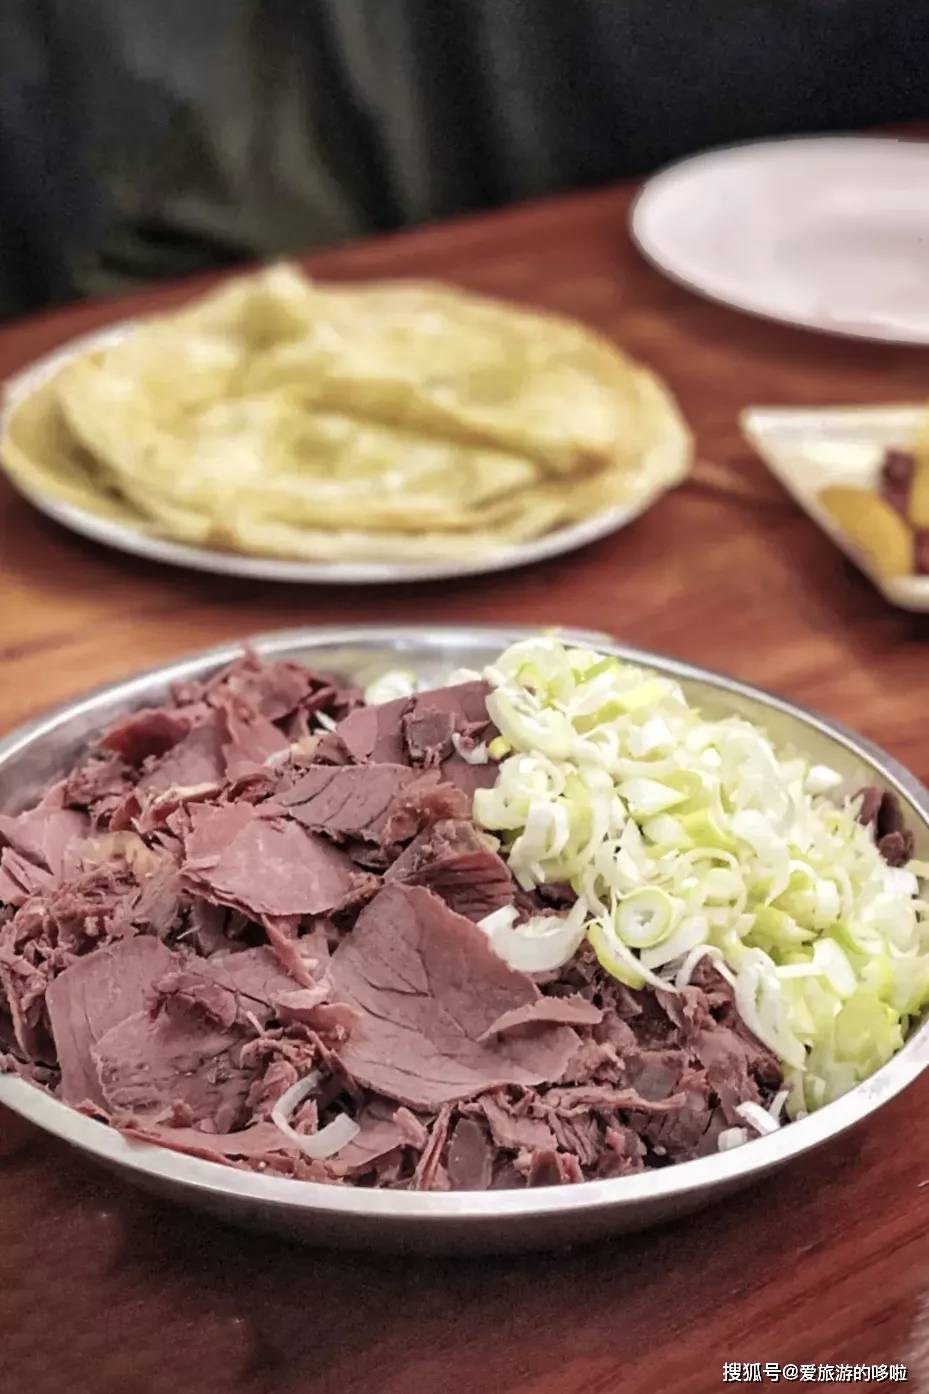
0, 0, 926, 318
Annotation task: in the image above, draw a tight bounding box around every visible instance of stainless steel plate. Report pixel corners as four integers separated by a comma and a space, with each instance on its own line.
2, 624, 928, 1253
0, 325, 685, 585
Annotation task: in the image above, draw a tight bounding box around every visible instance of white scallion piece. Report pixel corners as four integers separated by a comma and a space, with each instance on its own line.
451, 732, 489, 764
718, 1127, 750, 1152
735, 1100, 782, 1136
270, 1071, 360, 1159
478, 899, 588, 973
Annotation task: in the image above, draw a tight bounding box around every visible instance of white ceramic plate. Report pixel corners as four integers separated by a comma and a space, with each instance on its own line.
632, 136, 929, 343
0, 322, 687, 585
742, 403, 929, 609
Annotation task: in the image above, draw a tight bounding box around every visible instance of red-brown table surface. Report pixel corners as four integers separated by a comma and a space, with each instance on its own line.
3, 164, 929, 1394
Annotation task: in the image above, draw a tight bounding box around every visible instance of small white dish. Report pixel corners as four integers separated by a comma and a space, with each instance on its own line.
632, 136, 929, 344
0, 321, 688, 585
741, 403, 929, 610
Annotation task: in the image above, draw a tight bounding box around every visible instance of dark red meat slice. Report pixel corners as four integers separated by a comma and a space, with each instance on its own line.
276, 763, 417, 843
154, 946, 305, 1029
435, 754, 499, 801
123, 1119, 301, 1164
180, 803, 354, 919
220, 705, 289, 778
93, 1008, 253, 1132
330, 1099, 427, 1178
480, 995, 603, 1040
474, 1093, 557, 1153
319, 680, 492, 766
0, 797, 89, 906
855, 786, 915, 867
101, 707, 198, 766
45, 936, 176, 1105
198, 654, 325, 722
379, 775, 471, 846
402, 707, 455, 767
138, 710, 227, 794
0, 849, 55, 906
445, 1117, 494, 1190
385, 818, 515, 921
329, 883, 580, 1109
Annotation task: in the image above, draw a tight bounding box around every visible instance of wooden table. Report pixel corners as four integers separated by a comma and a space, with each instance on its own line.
3, 174, 929, 1394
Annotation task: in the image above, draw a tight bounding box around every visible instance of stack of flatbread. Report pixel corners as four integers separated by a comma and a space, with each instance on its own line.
0, 265, 691, 561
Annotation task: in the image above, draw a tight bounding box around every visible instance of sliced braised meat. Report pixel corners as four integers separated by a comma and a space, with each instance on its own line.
318, 680, 493, 766
124, 1119, 302, 1165
0, 848, 55, 906
480, 995, 603, 1040
545, 1109, 600, 1167
318, 701, 406, 766
0, 954, 49, 1059
435, 754, 499, 801
526, 1149, 584, 1186
196, 654, 327, 723
214, 944, 321, 1009
130, 702, 288, 794
626, 1049, 687, 1102
62, 753, 136, 822
276, 763, 416, 843
45, 937, 176, 1105
93, 1007, 253, 1132
154, 946, 304, 1028
220, 704, 289, 777
473, 1092, 557, 1153
330, 883, 580, 1109
138, 710, 228, 793
402, 707, 455, 767
691, 1027, 766, 1122
180, 803, 355, 920
386, 818, 514, 921
684, 957, 733, 1014
0, 797, 89, 906
856, 786, 915, 867
631, 1080, 723, 1161
101, 707, 198, 766
379, 775, 471, 846
3, 855, 179, 965
445, 1117, 494, 1190
411, 1105, 453, 1191
599, 1126, 646, 1177
330, 1099, 427, 1178
262, 919, 326, 987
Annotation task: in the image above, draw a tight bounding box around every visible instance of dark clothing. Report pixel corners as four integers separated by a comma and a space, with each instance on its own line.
0, 0, 926, 318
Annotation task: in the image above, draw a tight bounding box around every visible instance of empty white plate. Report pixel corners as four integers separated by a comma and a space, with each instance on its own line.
632, 136, 929, 344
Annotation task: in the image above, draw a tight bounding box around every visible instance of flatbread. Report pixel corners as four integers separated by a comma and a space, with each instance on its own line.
0, 264, 692, 562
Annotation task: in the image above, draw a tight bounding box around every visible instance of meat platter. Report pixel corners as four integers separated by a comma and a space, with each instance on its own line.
1, 625, 927, 1253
